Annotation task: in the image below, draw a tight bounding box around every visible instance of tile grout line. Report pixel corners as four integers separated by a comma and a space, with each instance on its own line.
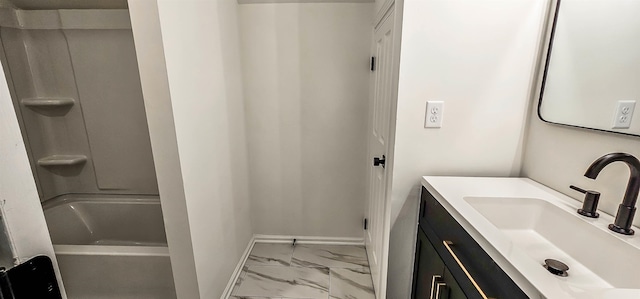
289, 243, 295, 267
328, 266, 332, 299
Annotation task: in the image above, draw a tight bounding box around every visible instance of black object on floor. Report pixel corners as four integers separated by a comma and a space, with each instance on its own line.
0, 255, 62, 299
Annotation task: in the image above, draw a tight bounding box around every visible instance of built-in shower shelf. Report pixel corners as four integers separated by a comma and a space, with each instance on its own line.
37, 155, 87, 167
21, 98, 75, 109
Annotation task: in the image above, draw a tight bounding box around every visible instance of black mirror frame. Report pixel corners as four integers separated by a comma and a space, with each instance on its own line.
536, 0, 640, 138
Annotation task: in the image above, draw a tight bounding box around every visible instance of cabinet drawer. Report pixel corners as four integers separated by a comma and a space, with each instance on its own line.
419, 187, 528, 299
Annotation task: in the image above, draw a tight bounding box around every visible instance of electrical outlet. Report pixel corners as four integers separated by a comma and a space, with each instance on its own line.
425, 101, 444, 128
612, 100, 636, 129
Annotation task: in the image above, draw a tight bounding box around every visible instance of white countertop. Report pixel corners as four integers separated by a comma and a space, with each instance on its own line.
421, 176, 640, 299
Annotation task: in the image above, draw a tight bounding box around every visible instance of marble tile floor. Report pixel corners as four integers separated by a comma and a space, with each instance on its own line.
230, 243, 376, 299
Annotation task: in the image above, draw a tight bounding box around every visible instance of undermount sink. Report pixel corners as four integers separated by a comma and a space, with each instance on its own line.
422, 176, 640, 299
465, 197, 640, 290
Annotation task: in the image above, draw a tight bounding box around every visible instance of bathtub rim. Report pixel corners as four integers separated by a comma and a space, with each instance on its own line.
42, 193, 161, 210
54, 244, 169, 257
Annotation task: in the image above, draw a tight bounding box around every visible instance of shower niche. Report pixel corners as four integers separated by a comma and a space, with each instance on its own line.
0, 2, 175, 298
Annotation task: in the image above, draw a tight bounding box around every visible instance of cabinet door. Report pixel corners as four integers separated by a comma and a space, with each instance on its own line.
412, 228, 445, 299
421, 187, 528, 299
442, 268, 467, 299
428, 268, 468, 299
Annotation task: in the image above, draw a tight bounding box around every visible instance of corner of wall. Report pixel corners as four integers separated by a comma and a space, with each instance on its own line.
152, 0, 255, 296
518, 0, 555, 177
128, 1, 201, 298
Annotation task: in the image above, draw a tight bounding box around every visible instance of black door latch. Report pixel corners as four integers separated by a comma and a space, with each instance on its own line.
373, 155, 386, 168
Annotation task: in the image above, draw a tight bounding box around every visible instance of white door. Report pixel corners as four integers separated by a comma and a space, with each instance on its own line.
0, 60, 65, 297
366, 5, 395, 298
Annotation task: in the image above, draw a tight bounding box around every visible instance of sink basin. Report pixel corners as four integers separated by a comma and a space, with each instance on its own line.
465, 197, 639, 289
422, 176, 640, 299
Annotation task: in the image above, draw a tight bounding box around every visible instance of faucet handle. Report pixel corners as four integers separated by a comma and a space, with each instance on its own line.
570, 185, 600, 218
569, 185, 589, 194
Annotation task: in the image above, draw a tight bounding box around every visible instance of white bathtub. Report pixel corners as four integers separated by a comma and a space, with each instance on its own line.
43, 195, 177, 299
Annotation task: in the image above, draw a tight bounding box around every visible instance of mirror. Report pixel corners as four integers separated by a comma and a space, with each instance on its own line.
538, 0, 640, 136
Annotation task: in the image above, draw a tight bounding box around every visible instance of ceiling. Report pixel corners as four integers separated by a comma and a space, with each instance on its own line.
4, 0, 128, 10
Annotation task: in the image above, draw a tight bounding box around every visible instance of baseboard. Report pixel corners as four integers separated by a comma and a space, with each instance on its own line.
221, 234, 365, 299
238, 0, 373, 4
220, 236, 256, 299
253, 234, 364, 245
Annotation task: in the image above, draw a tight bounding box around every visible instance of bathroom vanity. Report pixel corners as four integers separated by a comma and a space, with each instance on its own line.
413, 185, 527, 299
414, 176, 640, 299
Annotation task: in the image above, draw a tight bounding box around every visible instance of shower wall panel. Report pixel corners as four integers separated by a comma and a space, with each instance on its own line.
0, 9, 158, 201
65, 29, 157, 192
0, 27, 97, 200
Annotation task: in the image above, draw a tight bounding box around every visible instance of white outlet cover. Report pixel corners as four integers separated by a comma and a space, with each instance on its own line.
425, 101, 444, 128
612, 100, 636, 129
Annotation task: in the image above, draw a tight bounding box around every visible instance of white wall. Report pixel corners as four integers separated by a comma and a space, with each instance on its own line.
128, 1, 199, 298
0, 57, 66, 297
239, 3, 372, 238
156, 0, 253, 297
131, 0, 253, 297
386, 1, 548, 298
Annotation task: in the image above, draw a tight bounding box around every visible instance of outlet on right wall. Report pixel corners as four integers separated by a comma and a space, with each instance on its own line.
522, 100, 640, 227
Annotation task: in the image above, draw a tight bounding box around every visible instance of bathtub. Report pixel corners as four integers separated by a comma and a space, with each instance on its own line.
43, 195, 177, 299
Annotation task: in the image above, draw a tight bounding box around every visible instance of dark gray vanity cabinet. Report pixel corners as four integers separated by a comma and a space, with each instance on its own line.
412, 187, 528, 299
413, 228, 444, 299
414, 228, 466, 299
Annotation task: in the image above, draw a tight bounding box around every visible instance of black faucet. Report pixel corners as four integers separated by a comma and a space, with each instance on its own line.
584, 153, 640, 235
569, 185, 600, 218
